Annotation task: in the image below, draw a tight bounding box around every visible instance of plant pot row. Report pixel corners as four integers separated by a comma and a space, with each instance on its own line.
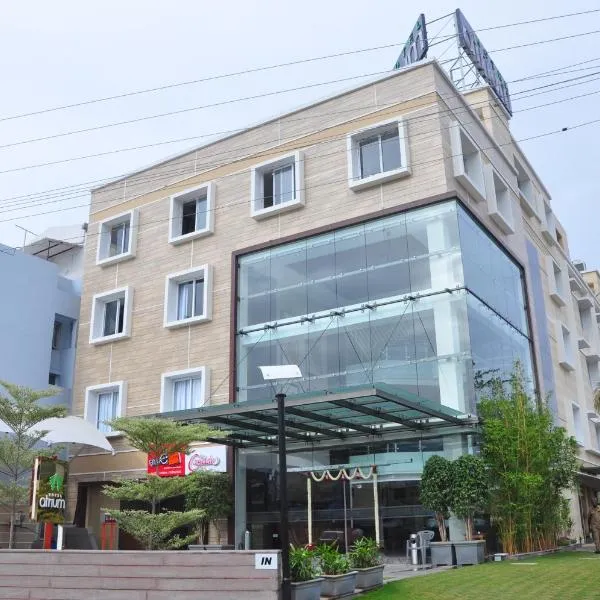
430, 540, 486, 567
292, 565, 385, 600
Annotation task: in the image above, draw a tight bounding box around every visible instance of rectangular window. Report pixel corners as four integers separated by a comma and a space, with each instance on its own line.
169, 183, 214, 244
48, 373, 60, 386
176, 279, 204, 321
572, 404, 584, 444
358, 130, 401, 178
450, 122, 485, 201
181, 195, 208, 236
90, 287, 132, 344
96, 210, 138, 266
173, 377, 203, 411
52, 321, 62, 350
85, 382, 125, 433
103, 299, 124, 337
109, 222, 130, 257
262, 164, 295, 209
97, 391, 119, 433
165, 266, 211, 328
161, 367, 209, 412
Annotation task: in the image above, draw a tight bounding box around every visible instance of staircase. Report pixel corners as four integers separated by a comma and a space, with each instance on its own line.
0, 508, 38, 549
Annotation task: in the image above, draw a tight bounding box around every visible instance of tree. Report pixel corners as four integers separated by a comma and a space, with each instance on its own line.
102, 416, 223, 550
0, 381, 66, 548
449, 454, 488, 542
185, 471, 233, 544
419, 455, 452, 542
478, 365, 578, 553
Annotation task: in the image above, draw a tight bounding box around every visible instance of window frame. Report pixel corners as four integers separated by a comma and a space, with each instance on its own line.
250, 151, 305, 219
556, 321, 576, 371
347, 118, 410, 191
168, 182, 215, 245
571, 402, 584, 446
449, 121, 485, 202
514, 157, 539, 219
547, 256, 568, 307
164, 265, 212, 329
89, 286, 133, 345
84, 381, 126, 437
96, 209, 139, 267
160, 367, 210, 413
483, 164, 515, 234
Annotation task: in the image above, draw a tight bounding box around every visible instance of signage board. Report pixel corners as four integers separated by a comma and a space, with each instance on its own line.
255, 553, 278, 570
30, 457, 68, 524
393, 14, 428, 70
146, 445, 227, 477
454, 9, 512, 115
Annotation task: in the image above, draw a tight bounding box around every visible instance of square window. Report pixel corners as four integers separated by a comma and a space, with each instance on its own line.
48, 373, 60, 386
96, 209, 138, 266
484, 165, 514, 234
514, 157, 538, 218
547, 256, 567, 307
84, 382, 126, 435
164, 265, 212, 329
541, 201, 556, 244
347, 119, 409, 191
251, 152, 304, 219
160, 367, 209, 412
450, 121, 485, 202
169, 183, 215, 244
90, 286, 133, 344
556, 321, 575, 371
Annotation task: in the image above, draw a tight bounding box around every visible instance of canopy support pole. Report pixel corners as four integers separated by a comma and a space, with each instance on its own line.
373, 470, 380, 547
307, 476, 313, 545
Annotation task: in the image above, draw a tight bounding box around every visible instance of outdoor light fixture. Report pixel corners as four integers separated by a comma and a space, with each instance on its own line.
258, 364, 302, 600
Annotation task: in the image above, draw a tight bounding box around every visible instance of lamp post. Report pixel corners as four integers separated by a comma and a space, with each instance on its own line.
259, 365, 302, 600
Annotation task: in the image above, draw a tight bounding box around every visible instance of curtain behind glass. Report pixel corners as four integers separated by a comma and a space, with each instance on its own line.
177, 282, 193, 320
173, 377, 202, 410
103, 300, 118, 336
97, 391, 118, 432
273, 165, 294, 204
196, 197, 208, 230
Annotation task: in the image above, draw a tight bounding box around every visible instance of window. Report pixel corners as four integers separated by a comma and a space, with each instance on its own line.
84, 382, 126, 435
52, 321, 62, 350
572, 403, 584, 445
169, 183, 215, 244
579, 304, 595, 349
96, 209, 138, 266
484, 165, 514, 234
48, 373, 60, 386
347, 118, 409, 190
556, 321, 575, 371
547, 256, 568, 307
160, 367, 209, 412
514, 157, 537, 218
251, 152, 304, 219
164, 266, 212, 329
90, 286, 133, 344
450, 121, 485, 202
541, 201, 556, 244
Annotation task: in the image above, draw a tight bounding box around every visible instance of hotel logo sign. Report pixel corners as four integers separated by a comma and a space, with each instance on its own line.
30, 457, 68, 524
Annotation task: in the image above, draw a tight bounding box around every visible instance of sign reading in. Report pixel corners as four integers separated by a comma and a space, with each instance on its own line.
30, 457, 68, 524
455, 9, 512, 115
255, 553, 278, 570
147, 446, 227, 477
393, 14, 428, 70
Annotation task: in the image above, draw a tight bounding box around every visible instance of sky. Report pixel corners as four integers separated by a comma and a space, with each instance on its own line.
0, 1, 598, 265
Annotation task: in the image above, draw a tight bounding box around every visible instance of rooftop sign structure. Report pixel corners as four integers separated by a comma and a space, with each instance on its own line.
393, 14, 429, 69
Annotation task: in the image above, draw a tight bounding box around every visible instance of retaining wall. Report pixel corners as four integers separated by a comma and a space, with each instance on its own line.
0, 549, 281, 600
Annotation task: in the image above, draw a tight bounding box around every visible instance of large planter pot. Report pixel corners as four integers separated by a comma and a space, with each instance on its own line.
290, 578, 324, 600
454, 540, 486, 566
430, 541, 455, 566
321, 571, 358, 598
354, 565, 384, 591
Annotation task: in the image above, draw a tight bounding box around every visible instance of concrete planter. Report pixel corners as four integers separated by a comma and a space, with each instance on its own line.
321, 571, 357, 598
354, 565, 384, 590
290, 578, 324, 600
454, 540, 486, 566
430, 541, 455, 566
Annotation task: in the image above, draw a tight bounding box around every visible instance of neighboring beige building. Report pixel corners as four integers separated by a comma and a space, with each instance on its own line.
69, 58, 600, 549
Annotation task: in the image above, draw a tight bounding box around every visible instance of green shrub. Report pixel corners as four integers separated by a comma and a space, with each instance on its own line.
290, 545, 320, 582
349, 537, 381, 569
316, 543, 351, 575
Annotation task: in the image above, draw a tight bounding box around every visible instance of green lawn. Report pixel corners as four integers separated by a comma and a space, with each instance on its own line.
363, 552, 600, 600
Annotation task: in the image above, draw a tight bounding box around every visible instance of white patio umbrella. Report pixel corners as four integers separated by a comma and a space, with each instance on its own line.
32, 416, 115, 454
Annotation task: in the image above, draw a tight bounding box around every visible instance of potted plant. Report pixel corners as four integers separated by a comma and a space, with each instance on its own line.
290, 545, 323, 600
449, 454, 488, 566
316, 543, 357, 598
349, 537, 384, 590
420, 455, 454, 566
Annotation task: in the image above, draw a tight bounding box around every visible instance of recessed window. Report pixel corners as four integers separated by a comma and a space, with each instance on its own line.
541, 201, 556, 244
169, 183, 215, 244
572, 403, 584, 445
48, 373, 60, 386
484, 165, 514, 234
96, 209, 138, 266
547, 257, 567, 307
251, 151, 304, 219
160, 367, 209, 412
557, 322, 575, 371
90, 286, 133, 345
514, 157, 538, 218
164, 265, 212, 329
449, 121, 485, 202
347, 119, 409, 191
52, 321, 62, 350
84, 382, 126, 435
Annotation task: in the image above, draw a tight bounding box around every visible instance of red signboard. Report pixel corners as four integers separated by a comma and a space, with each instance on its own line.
147, 452, 185, 477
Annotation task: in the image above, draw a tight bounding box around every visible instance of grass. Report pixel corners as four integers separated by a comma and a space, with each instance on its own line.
362, 552, 600, 600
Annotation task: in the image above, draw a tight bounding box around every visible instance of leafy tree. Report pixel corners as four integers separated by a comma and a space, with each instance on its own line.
419, 455, 452, 542
0, 381, 65, 548
102, 416, 223, 550
449, 454, 488, 541
185, 471, 232, 544
478, 364, 578, 553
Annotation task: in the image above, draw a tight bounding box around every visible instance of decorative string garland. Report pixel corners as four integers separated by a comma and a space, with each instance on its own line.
309, 466, 374, 482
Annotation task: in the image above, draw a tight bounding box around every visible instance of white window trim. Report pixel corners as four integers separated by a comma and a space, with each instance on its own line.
514, 157, 538, 219
160, 366, 210, 412
449, 121, 485, 202
571, 402, 585, 446
168, 182, 215, 245
89, 286, 134, 345
164, 265, 212, 329
555, 320, 575, 372
540, 200, 556, 245
483, 164, 515, 235
546, 256, 568, 307
347, 118, 410, 191
96, 209, 139, 267
84, 381, 126, 438
250, 151, 305, 220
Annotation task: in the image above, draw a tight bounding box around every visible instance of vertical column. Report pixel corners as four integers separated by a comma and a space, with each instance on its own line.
444, 434, 468, 541
234, 449, 247, 549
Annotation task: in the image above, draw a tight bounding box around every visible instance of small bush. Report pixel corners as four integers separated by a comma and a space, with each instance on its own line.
316, 543, 350, 575
289, 545, 320, 582
349, 537, 381, 569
